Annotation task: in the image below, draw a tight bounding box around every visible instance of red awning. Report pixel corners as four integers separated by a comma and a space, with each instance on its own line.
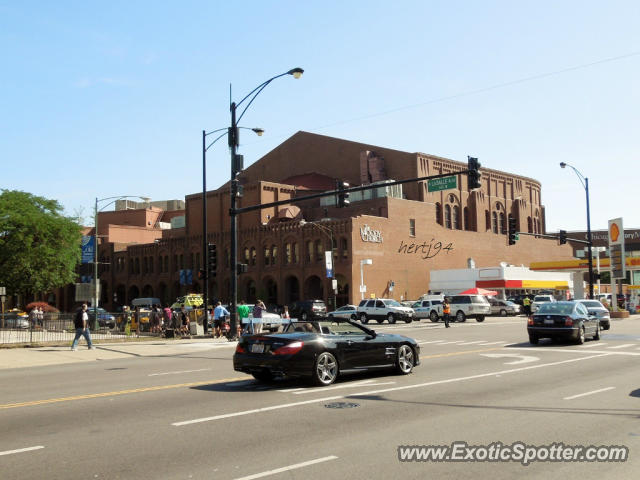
458, 287, 498, 296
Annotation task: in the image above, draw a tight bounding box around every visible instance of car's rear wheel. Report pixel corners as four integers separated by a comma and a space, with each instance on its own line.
476, 316, 485, 323
387, 313, 396, 324
529, 335, 539, 345
252, 370, 274, 383
430, 311, 439, 322
395, 344, 415, 374
313, 352, 338, 386
350, 314, 357, 320
603, 323, 610, 330
593, 324, 600, 341
456, 311, 466, 322
404, 317, 412, 324
576, 326, 586, 345
359, 313, 369, 324
499, 309, 507, 316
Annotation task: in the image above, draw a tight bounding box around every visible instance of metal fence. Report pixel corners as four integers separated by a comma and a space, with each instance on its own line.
0, 310, 207, 346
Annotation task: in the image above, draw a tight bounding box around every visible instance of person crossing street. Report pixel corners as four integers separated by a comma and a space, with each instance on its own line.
443, 298, 451, 328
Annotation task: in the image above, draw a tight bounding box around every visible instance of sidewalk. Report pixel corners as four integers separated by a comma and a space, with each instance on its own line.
0, 336, 235, 370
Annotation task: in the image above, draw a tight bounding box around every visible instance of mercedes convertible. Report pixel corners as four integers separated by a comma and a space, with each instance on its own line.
233, 318, 420, 386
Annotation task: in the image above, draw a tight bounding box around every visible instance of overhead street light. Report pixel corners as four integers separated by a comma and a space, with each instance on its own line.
559, 162, 594, 299
228, 67, 303, 339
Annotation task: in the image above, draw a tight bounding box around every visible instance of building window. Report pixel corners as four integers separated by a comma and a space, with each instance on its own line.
250, 247, 256, 266
306, 240, 313, 263
492, 212, 498, 234
315, 240, 323, 262
341, 237, 348, 259
293, 242, 299, 264
499, 212, 506, 234
464, 207, 470, 231
285, 242, 292, 265
271, 245, 277, 265
453, 206, 460, 230
527, 217, 533, 233
435, 202, 442, 225
485, 210, 490, 230
244, 247, 250, 264
264, 245, 270, 266
444, 205, 452, 229
409, 219, 416, 237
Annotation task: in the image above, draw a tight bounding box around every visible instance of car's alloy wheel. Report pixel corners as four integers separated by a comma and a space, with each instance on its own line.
350, 314, 357, 320
456, 311, 466, 322
593, 324, 600, 341
313, 352, 338, 386
576, 326, 586, 345
476, 316, 485, 323
500, 309, 507, 316
387, 313, 396, 324
430, 311, 439, 322
360, 314, 368, 324
396, 344, 414, 374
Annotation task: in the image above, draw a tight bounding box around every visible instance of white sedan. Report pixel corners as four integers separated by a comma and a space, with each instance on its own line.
327, 305, 358, 320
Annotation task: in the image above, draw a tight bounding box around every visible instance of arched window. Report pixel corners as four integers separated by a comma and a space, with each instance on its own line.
306, 240, 313, 263
263, 245, 270, 266
293, 242, 299, 264
250, 247, 256, 266
271, 244, 277, 265
492, 212, 498, 234
315, 240, 323, 262
244, 247, 250, 264
453, 205, 460, 230
135, 258, 140, 274
444, 205, 452, 229
463, 207, 470, 231
435, 202, 442, 225
341, 237, 348, 259
485, 210, 490, 230
499, 212, 506, 234
285, 242, 292, 265
527, 217, 533, 233
537, 218, 541, 234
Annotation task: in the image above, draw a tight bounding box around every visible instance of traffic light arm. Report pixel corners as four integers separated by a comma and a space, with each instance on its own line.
515, 231, 591, 245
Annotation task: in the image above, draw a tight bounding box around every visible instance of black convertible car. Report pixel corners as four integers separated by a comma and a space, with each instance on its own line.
233, 318, 420, 386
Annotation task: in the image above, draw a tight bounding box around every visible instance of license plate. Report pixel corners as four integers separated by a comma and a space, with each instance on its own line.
544, 319, 554, 324
250, 343, 264, 353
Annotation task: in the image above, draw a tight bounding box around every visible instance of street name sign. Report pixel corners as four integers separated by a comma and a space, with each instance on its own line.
427, 176, 457, 192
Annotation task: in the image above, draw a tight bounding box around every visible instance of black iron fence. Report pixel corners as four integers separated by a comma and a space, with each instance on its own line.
0, 309, 207, 346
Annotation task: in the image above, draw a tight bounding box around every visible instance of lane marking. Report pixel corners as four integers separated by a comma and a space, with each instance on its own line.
608, 344, 635, 349
148, 368, 211, 376
233, 455, 338, 480
0, 446, 45, 456
477, 341, 507, 345
508, 346, 640, 356
579, 343, 605, 348
0, 376, 248, 410
435, 341, 466, 345
563, 387, 615, 400
480, 353, 539, 365
173, 353, 609, 426
293, 381, 395, 394
417, 340, 445, 344
456, 341, 486, 345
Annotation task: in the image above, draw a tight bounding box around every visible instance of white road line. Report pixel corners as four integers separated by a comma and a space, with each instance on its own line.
563, 387, 615, 400
456, 341, 487, 345
0, 446, 45, 456
508, 347, 640, 356
172, 353, 609, 426
477, 341, 507, 345
579, 343, 605, 348
608, 344, 635, 349
435, 341, 466, 345
417, 340, 445, 344
148, 368, 211, 376
277, 387, 306, 393
233, 456, 338, 480
294, 381, 395, 394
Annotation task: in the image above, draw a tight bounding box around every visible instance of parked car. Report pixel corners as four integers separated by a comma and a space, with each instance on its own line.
87, 307, 116, 329
574, 299, 611, 330
327, 305, 358, 320
488, 298, 521, 316
233, 318, 420, 385
411, 299, 444, 322
245, 305, 283, 331
357, 298, 414, 324
447, 295, 491, 322
288, 300, 327, 321
527, 301, 600, 345
531, 294, 555, 313
0, 311, 29, 329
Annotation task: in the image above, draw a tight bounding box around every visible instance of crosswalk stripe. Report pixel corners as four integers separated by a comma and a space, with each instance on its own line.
608, 344, 635, 349
456, 341, 486, 345
579, 343, 603, 348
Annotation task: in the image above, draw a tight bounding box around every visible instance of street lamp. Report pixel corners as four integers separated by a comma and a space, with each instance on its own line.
228, 67, 303, 338
300, 220, 336, 309
94, 195, 149, 329
360, 258, 373, 300
559, 162, 594, 298
202, 127, 263, 334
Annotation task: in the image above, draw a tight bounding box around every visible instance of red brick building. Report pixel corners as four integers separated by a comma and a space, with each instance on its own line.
92, 131, 572, 311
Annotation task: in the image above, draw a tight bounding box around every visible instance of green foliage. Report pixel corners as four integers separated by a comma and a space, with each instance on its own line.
0, 190, 82, 297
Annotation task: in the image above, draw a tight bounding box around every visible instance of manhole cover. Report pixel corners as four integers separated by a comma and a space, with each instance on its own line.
324, 402, 360, 409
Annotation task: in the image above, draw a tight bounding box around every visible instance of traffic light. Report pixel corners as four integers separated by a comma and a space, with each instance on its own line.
337, 181, 350, 208
508, 216, 518, 245
207, 243, 217, 277
467, 156, 482, 190
559, 230, 567, 245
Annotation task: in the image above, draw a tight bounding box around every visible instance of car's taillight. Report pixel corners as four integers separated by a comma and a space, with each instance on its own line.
527, 317, 534, 325
235, 344, 246, 354
564, 317, 573, 326
273, 341, 304, 355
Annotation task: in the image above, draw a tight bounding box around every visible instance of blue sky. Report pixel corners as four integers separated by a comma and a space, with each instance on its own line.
2, 0, 639, 234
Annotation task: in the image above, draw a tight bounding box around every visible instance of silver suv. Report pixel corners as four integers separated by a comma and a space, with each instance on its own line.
447, 295, 491, 322
357, 298, 414, 324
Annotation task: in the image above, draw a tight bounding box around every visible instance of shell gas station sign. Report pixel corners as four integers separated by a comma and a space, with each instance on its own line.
609, 218, 625, 279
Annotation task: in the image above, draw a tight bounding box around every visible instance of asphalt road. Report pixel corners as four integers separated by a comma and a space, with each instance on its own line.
2, 316, 640, 479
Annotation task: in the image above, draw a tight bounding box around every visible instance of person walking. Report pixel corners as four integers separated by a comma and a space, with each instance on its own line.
237, 300, 250, 336
252, 300, 266, 334
213, 301, 230, 338
71, 303, 96, 350
523, 296, 531, 316
442, 298, 451, 328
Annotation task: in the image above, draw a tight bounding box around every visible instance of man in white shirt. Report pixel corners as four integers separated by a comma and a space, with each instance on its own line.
71, 303, 96, 351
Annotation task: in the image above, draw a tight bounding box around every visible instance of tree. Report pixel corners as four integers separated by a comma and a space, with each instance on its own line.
0, 190, 82, 299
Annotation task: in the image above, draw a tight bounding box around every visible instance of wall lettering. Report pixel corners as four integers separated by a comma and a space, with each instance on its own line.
397, 238, 453, 259
360, 224, 383, 243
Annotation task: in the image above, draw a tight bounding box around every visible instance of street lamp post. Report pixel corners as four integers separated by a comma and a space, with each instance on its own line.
228, 67, 303, 338
300, 220, 336, 309
560, 162, 594, 299
360, 259, 373, 300
202, 127, 262, 334
94, 195, 149, 329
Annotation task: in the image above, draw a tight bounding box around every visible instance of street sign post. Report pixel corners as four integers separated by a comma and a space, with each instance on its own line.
609, 218, 625, 279
427, 176, 457, 192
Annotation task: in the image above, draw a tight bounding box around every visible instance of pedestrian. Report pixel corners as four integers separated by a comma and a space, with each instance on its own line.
252, 300, 266, 334
29, 307, 37, 329
523, 296, 531, 316
281, 305, 290, 319
213, 301, 230, 338
236, 300, 250, 336
71, 303, 96, 350
163, 306, 172, 331
180, 306, 190, 337
442, 298, 451, 328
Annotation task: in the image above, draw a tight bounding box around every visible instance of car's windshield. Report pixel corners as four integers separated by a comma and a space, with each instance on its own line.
385, 300, 402, 307
580, 301, 603, 308
537, 303, 574, 315
282, 320, 367, 336
534, 296, 552, 302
